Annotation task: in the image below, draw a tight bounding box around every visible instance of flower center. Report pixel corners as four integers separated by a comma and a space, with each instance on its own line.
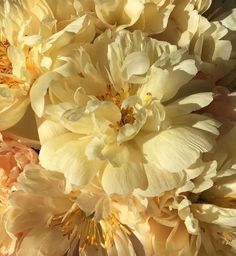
48, 204, 103, 251
0, 41, 12, 74
97, 84, 124, 108
48, 204, 131, 253
98, 85, 137, 128
100, 214, 131, 248
0, 40, 24, 88
119, 106, 136, 126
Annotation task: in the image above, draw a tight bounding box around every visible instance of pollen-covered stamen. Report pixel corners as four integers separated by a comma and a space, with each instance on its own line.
0, 74, 24, 88
100, 214, 131, 248
25, 47, 40, 81
0, 40, 12, 74
98, 84, 123, 108
143, 92, 153, 106
98, 84, 137, 129
217, 231, 236, 245
97, 84, 131, 108
0, 40, 24, 88
47, 204, 104, 252
119, 106, 136, 126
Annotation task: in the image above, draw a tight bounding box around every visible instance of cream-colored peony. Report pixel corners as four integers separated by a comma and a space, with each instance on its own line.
0, 133, 38, 255
5, 165, 144, 256
45, 0, 95, 30
156, 1, 236, 87
156, 0, 212, 47
0, 0, 55, 131
29, 12, 96, 117
119, 181, 236, 255
0, 0, 97, 132
93, 0, 175, 34
38, 30, 219, 195
144, 192, 236, 255
190, 11, 236, 87
122, 127, 236, 256
93, 0, 214, 35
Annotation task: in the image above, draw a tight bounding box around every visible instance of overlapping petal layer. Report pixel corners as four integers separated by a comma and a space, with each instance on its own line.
0, 0, 235, 255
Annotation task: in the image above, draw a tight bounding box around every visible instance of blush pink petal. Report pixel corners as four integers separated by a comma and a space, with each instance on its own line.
0, 133, 38, 187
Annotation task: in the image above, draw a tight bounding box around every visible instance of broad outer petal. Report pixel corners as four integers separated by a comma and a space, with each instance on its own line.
101, 143, 148, 194
0, 97, 30, 131
136, 162, 186, 197
17, 228, 70, 256
192, 204, 236, 227
40, 133, 104, 186
136, 126, 215, 172
165, 92, 213, 117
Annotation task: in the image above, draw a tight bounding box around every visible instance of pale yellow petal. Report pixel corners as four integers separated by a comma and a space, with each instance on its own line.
102, 144, 147, 194
40, 133, 104, 186
137, 127, 215, 172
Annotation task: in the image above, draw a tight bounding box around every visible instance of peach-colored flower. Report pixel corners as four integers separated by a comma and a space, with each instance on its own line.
0, 132, 38, 256
0, 132, 38, 187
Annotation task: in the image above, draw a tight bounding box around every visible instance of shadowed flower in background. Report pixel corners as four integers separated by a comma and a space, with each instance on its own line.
202, 86, 236, 125
5, 165, 144, 256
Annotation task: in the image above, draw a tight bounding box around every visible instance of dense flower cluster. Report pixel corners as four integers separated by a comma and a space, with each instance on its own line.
0, 0, 235, 255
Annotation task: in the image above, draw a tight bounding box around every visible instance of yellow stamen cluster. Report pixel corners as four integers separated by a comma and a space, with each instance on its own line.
0, 40, 24, 88
48, 205, 132, 254
98, 85, 136, 129
119, 106, 136, 126
98, 84, 123, 108
100, 214, 131, 248
217, 231, 236, 245
48, 204, 104, 252
0, 40, 12, 74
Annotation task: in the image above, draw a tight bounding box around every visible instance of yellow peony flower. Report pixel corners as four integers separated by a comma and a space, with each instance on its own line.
94, 0, 175, 34
120, 186, 236, 256
0, 0, 97, 132
92, 0, 212, 35
0, 0, 54, 131
125, 127, 236, 255
38, 30, 219, 195
155, 1, 235, 86
5, 165, 144, 256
